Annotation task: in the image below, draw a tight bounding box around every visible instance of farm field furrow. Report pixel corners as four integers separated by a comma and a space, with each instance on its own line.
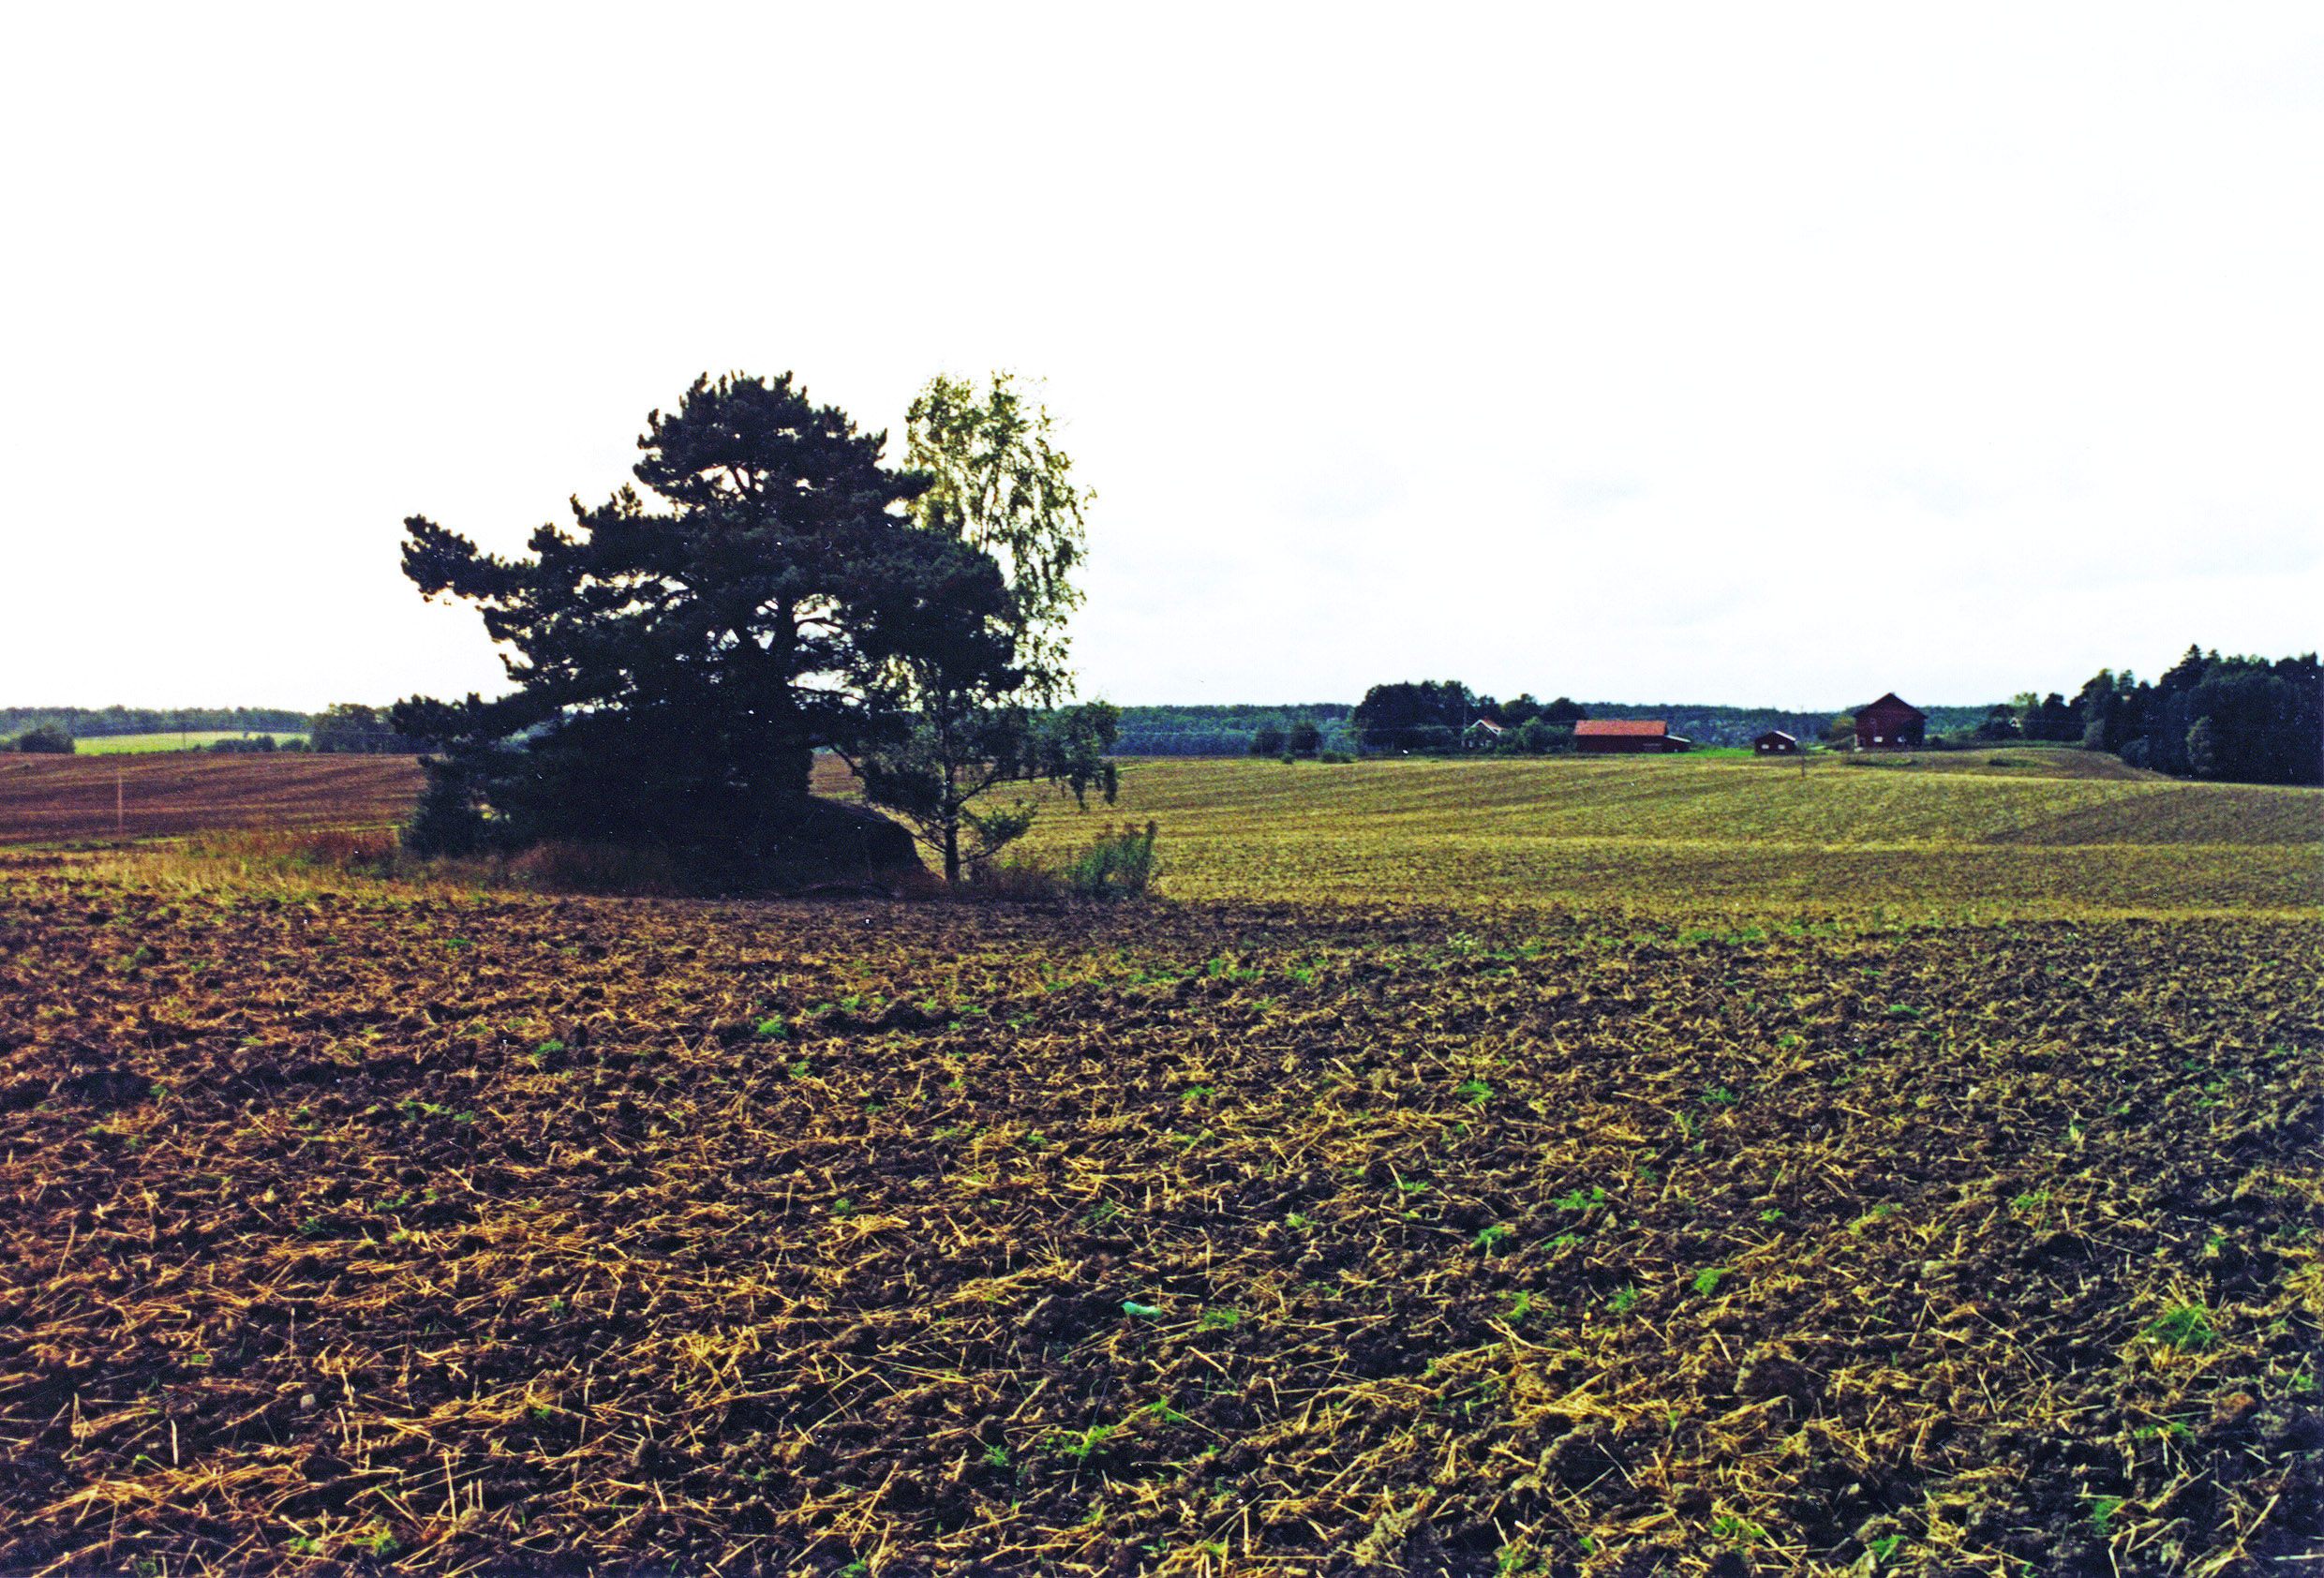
2, 869, 2318, 1575
1099, 832, 2324, 916
1063, 757, 2321, 850
0, 756, 422, 845
991, 760, 2323, 916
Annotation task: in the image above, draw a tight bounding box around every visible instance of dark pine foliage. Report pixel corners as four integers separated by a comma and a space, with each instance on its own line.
1348, 681, 1494, 754
391, 372, 1020, 876
2075, 647, 2322, 785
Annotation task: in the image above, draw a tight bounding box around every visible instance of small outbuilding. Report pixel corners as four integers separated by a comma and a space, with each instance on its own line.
1753, 730, 1800, 755
1853, 692, 1927, 750
1575, 719, 1692, 754
1462, 718, 1505, 750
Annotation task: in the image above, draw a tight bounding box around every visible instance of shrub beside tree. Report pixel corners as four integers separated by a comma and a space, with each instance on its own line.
10, 723, 73, 753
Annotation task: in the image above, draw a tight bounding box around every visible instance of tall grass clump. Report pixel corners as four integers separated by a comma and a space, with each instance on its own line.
112, 827, 405, 896
963, 851, 1064, 900
505, 841, 685, 897
1059, 820, 1160, 901
186, 827, 399, 876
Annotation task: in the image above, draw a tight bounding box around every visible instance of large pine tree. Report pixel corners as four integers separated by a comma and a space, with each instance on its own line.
393, 372, 1020, 878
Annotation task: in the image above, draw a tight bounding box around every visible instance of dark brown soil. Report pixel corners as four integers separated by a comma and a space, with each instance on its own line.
1, 869, 2317, 1575
0, 756, 424, 845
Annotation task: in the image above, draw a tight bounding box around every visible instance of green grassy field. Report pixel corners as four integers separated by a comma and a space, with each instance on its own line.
63, 731, 307, 753
988, 753, 2323, 918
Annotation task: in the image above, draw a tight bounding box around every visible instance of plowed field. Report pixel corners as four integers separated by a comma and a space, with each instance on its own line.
3, 866, 2319, 1575
0, 756, 422, 846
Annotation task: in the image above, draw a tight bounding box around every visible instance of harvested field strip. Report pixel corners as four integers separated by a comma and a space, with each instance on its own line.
1058, 756, 2320, 850
0, 756, 422, 845
2, 871, 2319, 1574
1074, 832, 2321, 916
958, 758, 2324, 916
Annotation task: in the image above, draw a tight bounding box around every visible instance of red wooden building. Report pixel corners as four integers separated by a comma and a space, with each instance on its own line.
1574, 719, 1691, 754
1853, 693, 1927, 750
1753, 730, 1800, 754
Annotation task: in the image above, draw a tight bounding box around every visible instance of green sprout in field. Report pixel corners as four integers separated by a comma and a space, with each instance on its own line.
2142, 1303, 2216, 1350
1046, 1422, 1116, 1462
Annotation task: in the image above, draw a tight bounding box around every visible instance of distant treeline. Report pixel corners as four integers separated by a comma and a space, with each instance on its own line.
15, 660, 2310, 782
1110, 698, 2008, 755
0, 706, 313, 740
1, 702, 429, 754
2064, 648, 2320, 785
1115, 705, 1357, 756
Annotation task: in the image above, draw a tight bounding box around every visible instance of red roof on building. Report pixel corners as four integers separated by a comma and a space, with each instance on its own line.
1573, 719, 1670, 737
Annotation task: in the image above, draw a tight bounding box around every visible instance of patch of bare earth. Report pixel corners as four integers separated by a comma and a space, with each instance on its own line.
0, 874, 2317, 1575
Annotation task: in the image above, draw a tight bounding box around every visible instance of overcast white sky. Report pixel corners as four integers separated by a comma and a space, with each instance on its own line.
3, 3, 2317, 713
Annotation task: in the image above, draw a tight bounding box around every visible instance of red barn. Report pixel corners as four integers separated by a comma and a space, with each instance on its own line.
1753, 730, 1800, 754
1853, 692, 1927, 750
1575, 719, 1691, 754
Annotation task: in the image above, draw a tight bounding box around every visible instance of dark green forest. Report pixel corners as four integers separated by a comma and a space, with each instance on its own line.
0, 704, 420, 753
2063, 647, 2321, 785
0, 706, 312, 741
1114, 705, 1357, 756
